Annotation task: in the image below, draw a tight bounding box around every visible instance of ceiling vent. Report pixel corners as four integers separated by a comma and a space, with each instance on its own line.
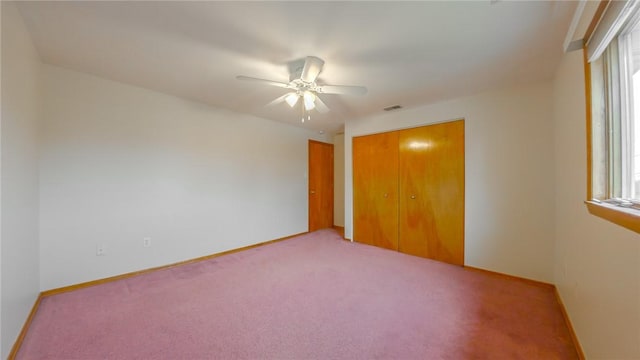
383, 105, 403, 111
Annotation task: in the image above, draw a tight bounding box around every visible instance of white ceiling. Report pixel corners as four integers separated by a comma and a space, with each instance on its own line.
16, 1, 576, 134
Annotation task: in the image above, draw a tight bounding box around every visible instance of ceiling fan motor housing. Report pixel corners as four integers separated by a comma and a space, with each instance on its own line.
289, 64, 305, 83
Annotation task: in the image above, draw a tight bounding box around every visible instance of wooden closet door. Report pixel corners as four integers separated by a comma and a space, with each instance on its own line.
309, 140, 334, 232
398, 120, 464, 265
353, 132, 399, 250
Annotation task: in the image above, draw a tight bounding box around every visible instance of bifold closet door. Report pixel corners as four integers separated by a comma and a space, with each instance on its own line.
398, 120, 464, 265
353, 131, 399, 250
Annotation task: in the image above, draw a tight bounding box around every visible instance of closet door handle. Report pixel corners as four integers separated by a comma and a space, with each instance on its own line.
310, 190, 316, 194
410, 194, 416, 199
384, 193, 388, 198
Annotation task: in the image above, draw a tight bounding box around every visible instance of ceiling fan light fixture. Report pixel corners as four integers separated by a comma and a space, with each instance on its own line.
236, 56, 367, 117
303, 91, 316, 111
285, 93, 299, 107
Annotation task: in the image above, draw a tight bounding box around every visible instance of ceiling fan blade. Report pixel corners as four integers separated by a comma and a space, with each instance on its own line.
236, 75, 290, 89
300, 56, 325, 83
317, 85, 367, 96
266, 93, 292, 107
314, 94, 330, 114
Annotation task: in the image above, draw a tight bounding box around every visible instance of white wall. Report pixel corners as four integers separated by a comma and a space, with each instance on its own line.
1, 2, 41, 357
345, 83, 556, 283
553, 50, 640, 359
39, 65, 328, 290
333, 133, 345, 228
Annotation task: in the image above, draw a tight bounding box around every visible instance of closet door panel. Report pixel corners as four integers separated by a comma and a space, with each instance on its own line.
398, 120, 464, 265
353, 132, 399, 250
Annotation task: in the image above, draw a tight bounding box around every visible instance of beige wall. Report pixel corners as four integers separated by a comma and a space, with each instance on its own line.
1, 2, 42, 357
39, 65, 329, 290
345, 83, 556, 283
553, 49, 640, 359
333, 133, 345, 228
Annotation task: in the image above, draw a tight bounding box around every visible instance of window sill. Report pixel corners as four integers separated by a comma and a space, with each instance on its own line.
584, 200, 640, 234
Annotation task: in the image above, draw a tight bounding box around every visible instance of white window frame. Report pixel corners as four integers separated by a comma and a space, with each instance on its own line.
585, 0, 640, 233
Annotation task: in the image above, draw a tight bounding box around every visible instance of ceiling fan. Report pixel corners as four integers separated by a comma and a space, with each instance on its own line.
236, 56, 367, 122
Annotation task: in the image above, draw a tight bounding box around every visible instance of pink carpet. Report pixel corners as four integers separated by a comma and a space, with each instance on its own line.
17, 229, 578, 359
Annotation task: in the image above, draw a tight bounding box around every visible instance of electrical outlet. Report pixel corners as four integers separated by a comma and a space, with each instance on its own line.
143, 237, 151, 248
96, 244, 106, 256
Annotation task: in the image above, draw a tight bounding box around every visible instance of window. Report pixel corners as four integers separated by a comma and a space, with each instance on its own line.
586, 1, 640, 233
